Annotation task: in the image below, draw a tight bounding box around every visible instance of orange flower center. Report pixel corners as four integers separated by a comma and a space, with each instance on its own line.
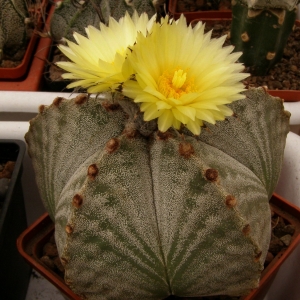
158, 69, 195, 99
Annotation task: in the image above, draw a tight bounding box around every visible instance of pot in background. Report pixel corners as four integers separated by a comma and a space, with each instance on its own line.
0, 139, 30, 300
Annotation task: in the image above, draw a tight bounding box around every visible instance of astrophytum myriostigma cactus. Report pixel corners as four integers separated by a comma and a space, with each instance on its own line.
25, 86, 290, 299
231, 0, 300, 75
50, 0, 159, 42
0, 0, 30, 63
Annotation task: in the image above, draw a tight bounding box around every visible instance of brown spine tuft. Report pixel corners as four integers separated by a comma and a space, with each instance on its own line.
72, 194, 83, 208
205, 168, 219, 182
157, 131, 173, 140
75, 94, 88, 105
65, 279, 73, 286
102, 101, 121, 112
53, 97, 64, 107
242, 224, 251, 236
179, 142, 195, 158
254, 251, 262, 262
87, 164, 99, 180
39, 105, 46, 113
65, 225, 73, 234
225, 195, 237, 208
106, 138, 120, 154
60, 257, 68, 266
123, 128, 138, 139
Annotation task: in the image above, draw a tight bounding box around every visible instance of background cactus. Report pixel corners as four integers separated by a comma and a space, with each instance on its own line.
50, 0, 161, 42
0, 0, 30, 63
25, 87, 290, 299
230, 0, 300, 75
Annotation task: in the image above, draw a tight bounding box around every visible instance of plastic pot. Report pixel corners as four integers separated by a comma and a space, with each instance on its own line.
17, 194, 300, 300
0, 1, 55, 91
0, 139, 30, 300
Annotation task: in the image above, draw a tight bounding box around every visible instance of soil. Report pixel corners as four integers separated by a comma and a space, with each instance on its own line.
40, 208, 295, 300
176, 0, 231, 12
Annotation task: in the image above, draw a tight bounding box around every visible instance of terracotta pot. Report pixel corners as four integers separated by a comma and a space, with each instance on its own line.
0, 0, 49, 80
168, 0, 232, 23
0, 140, 30, 299
189, 18, 300, 102
17, 193, 300, 300
0, 2, 55, 91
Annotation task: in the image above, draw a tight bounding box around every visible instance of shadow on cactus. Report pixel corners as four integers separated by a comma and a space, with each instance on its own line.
25, 11, 290, 299
231, 0, 300, 76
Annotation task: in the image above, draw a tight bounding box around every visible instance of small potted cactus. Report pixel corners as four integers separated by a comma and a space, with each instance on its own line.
22, 6, 294, 299
0, 0, 54, 91
0, 0, 48, 80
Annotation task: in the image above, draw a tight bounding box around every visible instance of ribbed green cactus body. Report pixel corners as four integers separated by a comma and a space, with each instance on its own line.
25, 88, 290, 299
0, 0, 29, 62
50, 0, 156, 42
50, 0, 103, 42
100, 0, 156, 22
231, 0, 297, 75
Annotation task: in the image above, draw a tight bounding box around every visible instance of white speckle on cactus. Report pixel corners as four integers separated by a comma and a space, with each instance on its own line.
25, 88, 290, 298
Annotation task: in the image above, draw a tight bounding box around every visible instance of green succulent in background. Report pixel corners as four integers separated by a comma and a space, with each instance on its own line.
0, 0, 30, 63
231, 0, 300, 75
50, 0, 160, 42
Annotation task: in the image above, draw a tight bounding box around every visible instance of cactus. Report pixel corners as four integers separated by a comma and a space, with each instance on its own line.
230, 0, 300, 75
0, 0, 30, 63
25, 87, 290, 299
50, 0, 158, 42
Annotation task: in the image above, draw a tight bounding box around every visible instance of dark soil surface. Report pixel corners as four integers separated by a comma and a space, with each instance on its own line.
176, 0, 231, 12
40, 208, 295, 300
202, 20, 300, 91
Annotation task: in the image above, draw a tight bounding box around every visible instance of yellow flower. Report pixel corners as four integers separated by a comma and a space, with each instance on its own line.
56, 11, 155, 93
122, 16, 249, 135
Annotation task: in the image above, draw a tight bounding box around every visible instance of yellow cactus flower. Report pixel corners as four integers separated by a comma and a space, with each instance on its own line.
122, 16, 249, 135
56, 11, 155, 93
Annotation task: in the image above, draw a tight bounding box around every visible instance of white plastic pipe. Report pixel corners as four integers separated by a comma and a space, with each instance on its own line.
0, 91, 78, 113
0, 122, 29, 140
275, 131, 300, 206
284, 102, 300, 125
1, 91, 300, 124
0, 91, 106, 113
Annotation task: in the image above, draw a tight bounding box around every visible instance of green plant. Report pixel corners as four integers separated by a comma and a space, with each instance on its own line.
25, 10, 290, 299
230, 0, 300, 75
25, 87, 289, 298
50, 0, 159, 42
0, 0, 30, 63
